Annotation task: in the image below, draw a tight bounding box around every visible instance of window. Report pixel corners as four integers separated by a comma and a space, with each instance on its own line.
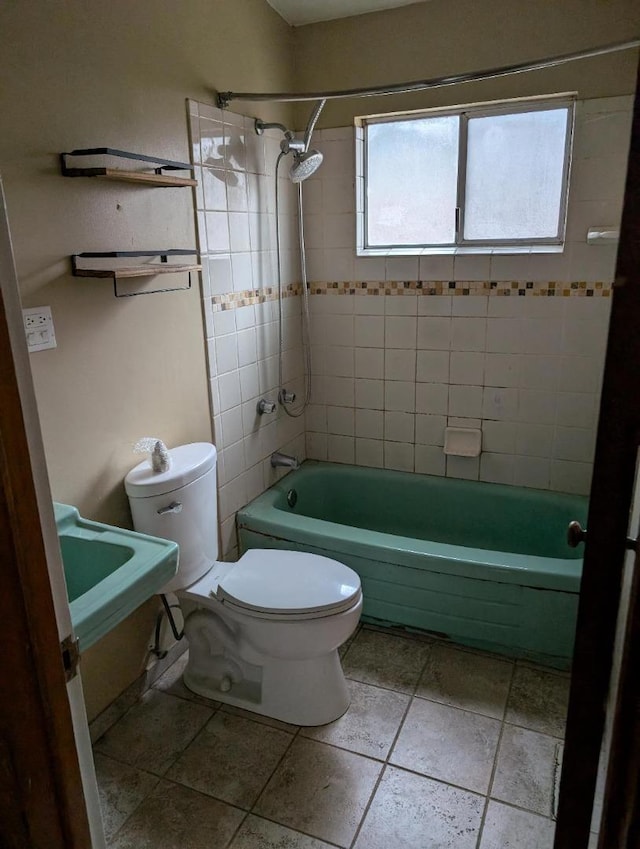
360, 96, 574, 252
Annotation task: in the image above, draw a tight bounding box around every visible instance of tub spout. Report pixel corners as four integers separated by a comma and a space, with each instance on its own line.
271, 451, 299, 470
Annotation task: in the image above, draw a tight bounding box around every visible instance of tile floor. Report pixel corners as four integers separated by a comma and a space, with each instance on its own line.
93, 626, 573, 849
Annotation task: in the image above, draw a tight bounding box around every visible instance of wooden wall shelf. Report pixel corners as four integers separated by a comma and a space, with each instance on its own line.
61, 148, 196, 188
71, 251, 200, 297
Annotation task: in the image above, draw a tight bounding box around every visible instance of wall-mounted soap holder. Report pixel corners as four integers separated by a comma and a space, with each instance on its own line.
444, 427, 482, 457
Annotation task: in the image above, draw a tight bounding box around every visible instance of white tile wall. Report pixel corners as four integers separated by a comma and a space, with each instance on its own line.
189, 100, 306, 559
190, 96, 630, 529
302, 97, 632, 496
305, 289, 610, 494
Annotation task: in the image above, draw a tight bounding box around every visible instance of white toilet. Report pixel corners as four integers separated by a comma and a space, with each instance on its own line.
125, 442, 362, 725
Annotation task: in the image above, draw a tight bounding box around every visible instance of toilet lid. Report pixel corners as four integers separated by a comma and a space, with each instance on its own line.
216, 549, 361, 616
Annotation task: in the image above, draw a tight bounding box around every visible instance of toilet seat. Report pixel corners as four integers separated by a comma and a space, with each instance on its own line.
181, 549, 361, 621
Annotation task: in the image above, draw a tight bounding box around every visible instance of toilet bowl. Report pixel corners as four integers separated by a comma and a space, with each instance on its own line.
125, 443, 362, 725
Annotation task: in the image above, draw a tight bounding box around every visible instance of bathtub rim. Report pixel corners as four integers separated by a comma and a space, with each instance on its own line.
237, 462, 584, 594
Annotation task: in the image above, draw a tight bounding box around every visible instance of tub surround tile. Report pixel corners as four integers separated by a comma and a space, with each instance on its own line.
355, 346, 384, 378
355, 408, 384, 440
416, 643, 513, 719
356, 437, 385, 467
415, 382, 449, 416
300, 680, 410, 760
385, 316, 418, 349
342, 628, 432, 693
254, 737, 382, 847
505, 665, 570, 738
354, 765, 484, 849
417, 349, 450, 383
492, 724, 561, 816
327, 433, 356, 464
417, 316, 451, 350
390, 697, 501, 794
415, 413, 446, 446
195, 100, 608, 502
415, 444, 446, 475
384, 440, 415, 471
109, 779, 245, 849
94, 753, 160, 842
167, 711, 294, 809
94, 690, 214, 776
384, 411, 415, 443
480, 452, 516, 485
446, 454, 480, 481
479, 800, 556, 849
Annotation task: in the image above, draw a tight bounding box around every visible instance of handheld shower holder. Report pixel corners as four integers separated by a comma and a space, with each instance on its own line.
279, 389, 296, 405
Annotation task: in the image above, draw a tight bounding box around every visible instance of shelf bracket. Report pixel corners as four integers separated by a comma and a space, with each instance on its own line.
70, 250, 200, 297
60, 148, 196, 187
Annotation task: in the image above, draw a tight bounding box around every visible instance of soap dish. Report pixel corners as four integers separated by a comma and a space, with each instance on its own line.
443, 427, 482, 457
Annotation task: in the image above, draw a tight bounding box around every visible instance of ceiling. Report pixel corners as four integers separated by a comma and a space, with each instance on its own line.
265, 0, 424, 26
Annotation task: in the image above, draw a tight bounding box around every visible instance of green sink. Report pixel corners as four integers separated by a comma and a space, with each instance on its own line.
54, 503, 179, 651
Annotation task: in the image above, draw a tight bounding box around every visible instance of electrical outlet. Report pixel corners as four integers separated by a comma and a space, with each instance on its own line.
23, 306, 57, 352
24, 311, 50, 328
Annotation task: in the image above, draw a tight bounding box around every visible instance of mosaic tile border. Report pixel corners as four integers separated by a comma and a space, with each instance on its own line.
311, 280, 612, 297
212, 283, 301, 311
211, 279, 611, 311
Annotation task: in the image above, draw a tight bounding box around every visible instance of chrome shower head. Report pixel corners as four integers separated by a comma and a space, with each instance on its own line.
290, 149, 323, 182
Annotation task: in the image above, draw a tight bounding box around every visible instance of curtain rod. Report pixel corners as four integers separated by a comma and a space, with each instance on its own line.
216, 38, 639, 107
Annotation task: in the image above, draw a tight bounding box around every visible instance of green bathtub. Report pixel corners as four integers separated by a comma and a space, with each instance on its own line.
237, 461, 588, 669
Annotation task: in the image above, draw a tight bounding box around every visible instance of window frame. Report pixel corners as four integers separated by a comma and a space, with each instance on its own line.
360, 95, 576, 253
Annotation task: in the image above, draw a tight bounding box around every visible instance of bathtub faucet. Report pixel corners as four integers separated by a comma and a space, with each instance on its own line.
271, 451, 299, 470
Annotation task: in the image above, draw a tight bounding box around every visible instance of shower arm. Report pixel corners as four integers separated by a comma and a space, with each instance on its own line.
217, 37, 639, 107
255, 101, 326, 153
254, 119, 292, 137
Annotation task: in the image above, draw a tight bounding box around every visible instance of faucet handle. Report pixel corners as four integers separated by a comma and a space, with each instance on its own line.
257, 399, 276, 415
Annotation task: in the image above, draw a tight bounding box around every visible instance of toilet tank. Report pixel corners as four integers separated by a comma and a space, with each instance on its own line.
125, 443, 218, 593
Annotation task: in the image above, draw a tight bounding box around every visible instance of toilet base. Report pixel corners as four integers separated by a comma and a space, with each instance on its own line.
183, 649, 350, 726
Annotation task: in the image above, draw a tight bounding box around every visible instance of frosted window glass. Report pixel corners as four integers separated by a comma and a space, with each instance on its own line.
366, 116, 459, 246
464, 108, 569, 241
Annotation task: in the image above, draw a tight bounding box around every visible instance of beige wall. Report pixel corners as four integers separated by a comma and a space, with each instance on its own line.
0, 0, 296, 720
294, 0, 639, 127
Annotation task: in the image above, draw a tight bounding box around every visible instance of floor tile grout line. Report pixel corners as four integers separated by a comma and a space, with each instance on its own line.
482, 795, 561, 823
98, 698, 221, 787
221, 809, 252, 849
409, 688, 512, 723
344, 671, 420, 698
95, 753, 163, 847
382, 758, 491, 801
108, 771, 250, 847
473, 660, 517, 849
500, 718, 566, 742
219, 703, 302, 736
248, 720, 302, 815
236, 811, 346, 849
347, 661, 427, 849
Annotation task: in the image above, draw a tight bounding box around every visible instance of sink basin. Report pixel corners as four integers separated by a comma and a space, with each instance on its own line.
54, 503, 179, 651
